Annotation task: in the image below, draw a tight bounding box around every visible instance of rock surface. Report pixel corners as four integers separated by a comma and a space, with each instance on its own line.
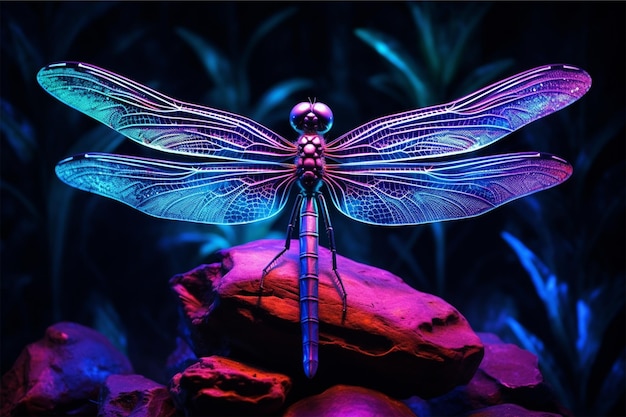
98, 374, 176, 417
170, 239, 484, 398
284, 385, 416, 417
404, 333, 569, 416
1, 242, 569, 416
169, 355, 291, 416
0, 321, 133, 416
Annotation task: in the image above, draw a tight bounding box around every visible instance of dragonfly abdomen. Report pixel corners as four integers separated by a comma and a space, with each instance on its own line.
298, 195, 320, 379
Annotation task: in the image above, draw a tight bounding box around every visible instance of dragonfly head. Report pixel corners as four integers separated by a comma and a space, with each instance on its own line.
290, 101, 333, 135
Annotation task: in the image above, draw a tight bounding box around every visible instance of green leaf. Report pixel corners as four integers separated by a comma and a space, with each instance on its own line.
243, 7, 297, 69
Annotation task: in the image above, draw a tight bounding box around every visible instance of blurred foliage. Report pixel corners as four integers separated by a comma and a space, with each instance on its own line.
158, 6, 312, 269
495, 64, 626, 414
503, 232, 624, 415
353, 2, 624, 415
355, 2, 513, 296
1, 3, 624, 415
2, 2, 129, 360
355, 2, 514, 108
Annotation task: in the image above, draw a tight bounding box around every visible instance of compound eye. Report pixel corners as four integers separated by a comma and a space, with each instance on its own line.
290, 102, 311, 132
290, 101, 334, 134
312, 102, 333, 134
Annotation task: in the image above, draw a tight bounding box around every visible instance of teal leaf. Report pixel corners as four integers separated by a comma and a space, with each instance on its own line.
354, 28, 426, 102
252, 78, 314, 123
176, 27, 233, 88
8, 21, 42, 88
456, 59, 515, 96
0, 99, 37, 163
243, 7, 297, 69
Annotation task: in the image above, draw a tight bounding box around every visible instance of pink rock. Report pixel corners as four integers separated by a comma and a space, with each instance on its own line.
405, 333, 568, 416
479, 336, 543, 389
169, 355, 291, 416
99, 374, 176, 417
469, 333, 568, 415
284, 385, 416, 417
170, 239, 483, 398
1, 321, 133, 416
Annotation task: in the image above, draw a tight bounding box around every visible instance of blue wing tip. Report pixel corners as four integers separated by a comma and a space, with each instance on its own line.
38, 62, 96, 81
57, 154, 94, 166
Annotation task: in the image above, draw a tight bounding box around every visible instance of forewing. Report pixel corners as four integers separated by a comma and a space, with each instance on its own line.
325, 64, 591, 163
38, 62, 296, 162
56, 153, 296, 224
324, 153, 572, 225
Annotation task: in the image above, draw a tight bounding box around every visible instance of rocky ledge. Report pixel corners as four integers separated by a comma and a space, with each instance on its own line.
1, 240, 568, 416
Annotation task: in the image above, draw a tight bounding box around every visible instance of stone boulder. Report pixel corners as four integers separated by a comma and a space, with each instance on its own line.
404, 333, 569, 416
169, 356, 291, 416
169, 239, 483, 398
284, 385, 416, 417
1, 322, 133, 416
98, 374, 176, 417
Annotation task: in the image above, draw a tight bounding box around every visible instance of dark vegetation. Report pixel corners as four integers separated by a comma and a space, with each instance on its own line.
2, 3, 623, 415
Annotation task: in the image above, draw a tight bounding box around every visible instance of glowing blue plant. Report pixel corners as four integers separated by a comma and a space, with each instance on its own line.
502, 231, 625, 415
355, 2, 514, 295
166, 7, 312, 258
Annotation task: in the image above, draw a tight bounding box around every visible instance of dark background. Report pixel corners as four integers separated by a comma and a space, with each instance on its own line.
1, 2, 624, 415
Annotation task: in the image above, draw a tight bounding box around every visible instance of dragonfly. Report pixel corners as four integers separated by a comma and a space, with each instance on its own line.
37, 62, 591, 378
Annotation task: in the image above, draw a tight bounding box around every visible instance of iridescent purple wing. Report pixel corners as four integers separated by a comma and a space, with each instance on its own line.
325, 64, 591, 163
324, 153, 572, 226
37, 62, 296, 162
55, 153, 296, 224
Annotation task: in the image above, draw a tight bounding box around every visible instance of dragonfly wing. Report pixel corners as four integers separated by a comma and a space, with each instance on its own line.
324, 153, 572, 225
56, 153, 296, 224
326, 64, 591, 162
37, 62, 295, 162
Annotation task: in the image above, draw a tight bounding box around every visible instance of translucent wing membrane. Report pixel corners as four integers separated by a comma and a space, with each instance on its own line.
43, 62, 588, 229
324, 152, 572, 225
37, 62, 296, 162
325, 64, 591, 163
56, 153, 296, 224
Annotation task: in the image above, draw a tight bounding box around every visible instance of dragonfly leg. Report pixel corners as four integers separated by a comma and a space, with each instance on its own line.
316, 193, 348, 323
261, 194, 303, 289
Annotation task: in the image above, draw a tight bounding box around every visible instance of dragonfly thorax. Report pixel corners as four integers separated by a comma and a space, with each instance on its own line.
296, 134, 325, 192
